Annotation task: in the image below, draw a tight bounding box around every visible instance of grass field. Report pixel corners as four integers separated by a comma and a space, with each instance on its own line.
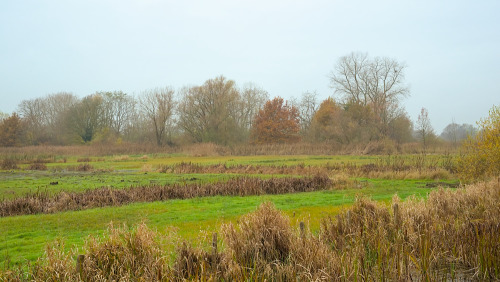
1, 178, 436, 267
0, 153, 458, 270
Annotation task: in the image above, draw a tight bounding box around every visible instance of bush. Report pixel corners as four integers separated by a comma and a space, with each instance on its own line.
77, 163, 93, 172
458, 105, 500, 182
28, 161, 48, 170
363, 138, 397, 154
0, 158, 18, 170
223, 202, 293, 266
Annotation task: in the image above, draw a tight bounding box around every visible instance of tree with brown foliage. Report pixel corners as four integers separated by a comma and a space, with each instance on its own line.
0, 113, 24, 147
309, 98, 345, 143
251, 97, 300, 144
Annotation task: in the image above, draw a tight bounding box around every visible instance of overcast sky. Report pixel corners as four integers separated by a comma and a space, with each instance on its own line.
1, 0, 499, 133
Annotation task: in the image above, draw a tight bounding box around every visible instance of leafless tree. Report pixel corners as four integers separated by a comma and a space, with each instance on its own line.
18, 92, 78, 144
99, 91, 136, 136
45, 92, 79, 143
139, 87, 176, 146
237, 83, 269, 131
416, 107, 435, 151
297, 91, 319, 135
330, 52, 409, 136
440, 121, 477, 147
18, 97, 46, 144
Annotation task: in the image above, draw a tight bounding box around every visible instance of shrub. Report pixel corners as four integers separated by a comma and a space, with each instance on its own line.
79, 223, 167, 281
28, 161, 48, 170
223, 202, 293, 266
458, 105, 500, 181
76, 163, 93, 172
0, 158, 18, 170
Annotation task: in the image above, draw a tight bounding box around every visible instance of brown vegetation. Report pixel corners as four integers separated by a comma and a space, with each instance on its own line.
27, 160, 48, 171
158, 154, 457, 180
251, 97, 300, 144
0, 175, 332, 217
2, 180, 498, 281
0, 158, 18, 170
0, 143, 170, 159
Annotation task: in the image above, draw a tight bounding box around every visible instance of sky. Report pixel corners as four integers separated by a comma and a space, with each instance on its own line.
1, 0, 499, 133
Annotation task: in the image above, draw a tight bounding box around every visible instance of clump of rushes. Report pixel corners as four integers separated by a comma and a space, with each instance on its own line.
1, 180, 499, 280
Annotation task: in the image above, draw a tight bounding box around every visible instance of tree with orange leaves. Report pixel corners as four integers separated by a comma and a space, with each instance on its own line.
0, 113, 24, 147
251, 97, 300, 144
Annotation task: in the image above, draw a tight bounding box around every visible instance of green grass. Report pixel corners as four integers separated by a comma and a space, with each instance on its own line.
0, 178, 438, 267
1, 154, 368, 199
0, 153, 458, 269
1, 153, 457, 199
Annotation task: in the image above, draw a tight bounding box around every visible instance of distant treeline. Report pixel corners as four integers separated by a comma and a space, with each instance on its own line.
0, 53, 476, 149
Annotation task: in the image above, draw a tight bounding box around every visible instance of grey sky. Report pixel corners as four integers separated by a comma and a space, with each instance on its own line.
1, 0, 499, 133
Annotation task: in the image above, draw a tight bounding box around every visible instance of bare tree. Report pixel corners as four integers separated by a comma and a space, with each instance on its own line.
99, 91, 136, 136
18, 97, 47, 144
416, 107, 435, 151
329, 52, 409, 136
18, 92, 78, 144
237, 83, 269, 131
139, 87, 176, 146
45, 92, 78, 144
440, 121, 477, 147
297, 91, 319, 136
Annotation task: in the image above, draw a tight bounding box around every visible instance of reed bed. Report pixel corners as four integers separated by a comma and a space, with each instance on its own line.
159, 154, 457, 180
0, 175, 332, 217
158, 161, 329, 176
2, 179, 498, 281
0, 141, 458, 161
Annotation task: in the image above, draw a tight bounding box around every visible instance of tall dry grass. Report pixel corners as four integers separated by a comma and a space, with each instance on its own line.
0, 143, 169, 160
160, 154, 457, 180
0, 141, 459, 160
2, 179, 498, 281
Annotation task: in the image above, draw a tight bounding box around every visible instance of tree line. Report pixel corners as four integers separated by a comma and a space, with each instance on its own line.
0, 53, 476, 148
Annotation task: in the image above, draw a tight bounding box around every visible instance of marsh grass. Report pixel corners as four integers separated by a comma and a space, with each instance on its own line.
158, 154, 457, 180
3, 180, 497, 281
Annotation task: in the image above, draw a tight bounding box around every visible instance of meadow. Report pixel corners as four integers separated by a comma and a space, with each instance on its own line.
3, 146, 497, 280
